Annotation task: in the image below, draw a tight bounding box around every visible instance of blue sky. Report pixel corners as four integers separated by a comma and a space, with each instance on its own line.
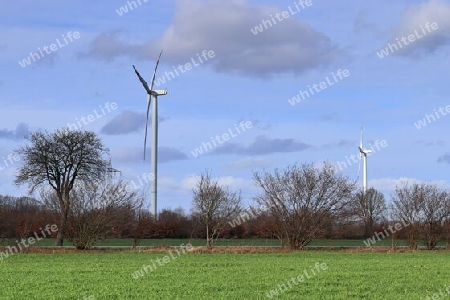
1, 0, 450, 211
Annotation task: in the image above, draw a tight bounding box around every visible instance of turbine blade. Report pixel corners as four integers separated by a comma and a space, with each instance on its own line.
143, 94, 151, 160
149, 50, 163, 91
356, 152, 361, 181
360, 127, 363, 149
133, 65, 151, 94
357, 126, 363, 184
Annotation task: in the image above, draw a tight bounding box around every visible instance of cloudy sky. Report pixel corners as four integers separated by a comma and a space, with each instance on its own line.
1, 0, 450, 211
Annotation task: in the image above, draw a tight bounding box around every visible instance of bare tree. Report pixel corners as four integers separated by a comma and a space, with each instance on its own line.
191, 171, 242, 248
421, 186, 449, 249
65, 180, 143, 249
347, 187, 386, 237
14, 129, 109, 246
391, 182, 450, 249
253, 162, 355, 250
391, 182, 424, 249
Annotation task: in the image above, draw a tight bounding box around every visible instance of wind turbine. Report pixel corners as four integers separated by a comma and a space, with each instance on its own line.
132, 51, 167, 219
358, 128, 372, 195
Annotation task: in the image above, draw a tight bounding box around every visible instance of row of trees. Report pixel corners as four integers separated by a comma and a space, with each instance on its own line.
193, 165, 450, 250
1, 179, 450, 250
2, 128, 450, 250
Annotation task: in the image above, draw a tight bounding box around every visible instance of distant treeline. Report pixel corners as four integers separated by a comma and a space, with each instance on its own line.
0, 194, 413, 241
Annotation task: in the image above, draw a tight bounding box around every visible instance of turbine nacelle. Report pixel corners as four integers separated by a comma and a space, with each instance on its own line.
151, 90, 168, 97
359, 147, 372, 155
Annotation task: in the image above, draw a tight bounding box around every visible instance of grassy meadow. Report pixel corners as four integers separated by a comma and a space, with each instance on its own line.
0, 251, 449, 299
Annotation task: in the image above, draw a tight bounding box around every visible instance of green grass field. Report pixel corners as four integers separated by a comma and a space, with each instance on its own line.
1, 251, 449, 299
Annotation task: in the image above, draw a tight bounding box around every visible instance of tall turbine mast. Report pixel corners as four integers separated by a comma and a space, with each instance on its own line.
358, 128, 372, 195
132, 51, 167, 219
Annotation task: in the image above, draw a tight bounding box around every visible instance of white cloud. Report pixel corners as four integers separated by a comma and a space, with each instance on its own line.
180, 173, 252, 192
390, 0, 450, 57
80, 0, 342, 77
370, 176, 450, 197
225, 157, 270, 171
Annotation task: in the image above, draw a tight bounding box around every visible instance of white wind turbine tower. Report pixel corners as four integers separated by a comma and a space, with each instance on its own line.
132, 51, 167, 219
358, 128, 372, 195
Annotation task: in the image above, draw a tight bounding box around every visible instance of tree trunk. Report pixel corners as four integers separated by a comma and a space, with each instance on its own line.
426, 235, 437, 250
206, 223, 212, 249
288, 234, 303, 250
365, 219, 373, 238
55, 213, 68, 246
55, 201, 69, 246
408, 233, 418, 250
55, 231, 63, 246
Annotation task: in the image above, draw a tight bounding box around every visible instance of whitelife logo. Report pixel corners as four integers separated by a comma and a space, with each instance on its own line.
414, 105, 450, 129
153, 50, 215, 87
190, 121, 253, 158
266, 262, 328, 298
0, 153, 21, 172
18, 31, 81, 68
334, 140, 388, 172
288, 69, 350, 106
131, 243, 193, 279
376, 22, 439, 58
363, 220, 410, 247
116, 0, 149, 16
0, 224, 58, 261
66, 102, 118, 131
250, 0, 313, 35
